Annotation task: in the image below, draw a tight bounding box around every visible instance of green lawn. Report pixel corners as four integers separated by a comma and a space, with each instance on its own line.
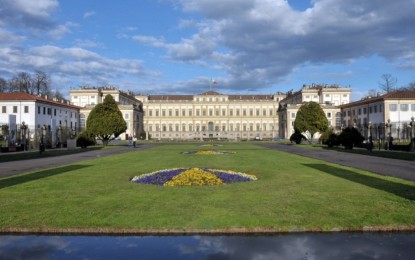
1, 143, 414, 233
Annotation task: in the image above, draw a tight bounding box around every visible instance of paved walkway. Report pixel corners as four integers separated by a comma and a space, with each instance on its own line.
0, 144, 154, 178
261, 143, 415, 182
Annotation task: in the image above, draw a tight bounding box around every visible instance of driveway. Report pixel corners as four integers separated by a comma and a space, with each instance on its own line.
0, 144, 154, 178
261, 143, 415, 182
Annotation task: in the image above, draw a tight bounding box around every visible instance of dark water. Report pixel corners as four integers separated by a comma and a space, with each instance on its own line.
0, 233, 414, 260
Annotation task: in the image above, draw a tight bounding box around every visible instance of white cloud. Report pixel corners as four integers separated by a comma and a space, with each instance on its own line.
154, 0, 415, 91
83, 11, 96, 19
0, 0, 58, 28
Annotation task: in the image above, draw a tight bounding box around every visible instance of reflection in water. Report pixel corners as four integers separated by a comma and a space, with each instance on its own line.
0, 233, 414, 260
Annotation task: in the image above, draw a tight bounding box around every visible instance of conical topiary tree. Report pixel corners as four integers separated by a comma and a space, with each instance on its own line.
86, 94, 127, 146
293, 101, 328, 142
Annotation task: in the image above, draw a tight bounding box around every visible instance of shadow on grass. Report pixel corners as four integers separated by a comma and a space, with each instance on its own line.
303, 163, 415, 201
0, 165, 90, 189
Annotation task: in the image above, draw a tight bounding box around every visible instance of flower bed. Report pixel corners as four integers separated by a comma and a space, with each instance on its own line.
131, 168, 257, 186
199, 144, 222, 147
182, 150, 234, 155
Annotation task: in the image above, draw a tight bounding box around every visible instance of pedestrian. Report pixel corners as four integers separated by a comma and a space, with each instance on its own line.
133, 135, 137, 148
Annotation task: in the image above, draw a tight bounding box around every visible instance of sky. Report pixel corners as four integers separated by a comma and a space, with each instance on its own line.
0, 0, 415, 101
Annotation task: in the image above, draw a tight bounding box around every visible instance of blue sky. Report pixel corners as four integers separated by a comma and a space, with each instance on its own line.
1, 0, 414, 101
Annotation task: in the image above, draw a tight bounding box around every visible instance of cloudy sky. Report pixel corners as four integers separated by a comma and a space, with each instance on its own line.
0, 0, 414, 100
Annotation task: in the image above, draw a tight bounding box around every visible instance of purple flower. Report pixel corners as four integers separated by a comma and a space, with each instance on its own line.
132, 168, 185, 185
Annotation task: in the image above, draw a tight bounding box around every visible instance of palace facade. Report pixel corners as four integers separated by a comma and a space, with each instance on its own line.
135, 91, 286, 141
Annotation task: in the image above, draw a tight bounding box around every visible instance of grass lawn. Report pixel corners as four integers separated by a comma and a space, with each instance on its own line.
0, 143, 414, 233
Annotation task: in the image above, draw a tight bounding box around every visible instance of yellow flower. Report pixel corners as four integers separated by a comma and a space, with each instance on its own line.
164, 168, 223, 186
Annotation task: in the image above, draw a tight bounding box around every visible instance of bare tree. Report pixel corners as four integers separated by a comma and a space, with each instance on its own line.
0, 77, 7, 92
378, 74, 397, 93
52, 89, 66, 101
9, 72, 33, 93
368, 89, 377, 97
32, 70, 50, 96
401, 81, 415, 91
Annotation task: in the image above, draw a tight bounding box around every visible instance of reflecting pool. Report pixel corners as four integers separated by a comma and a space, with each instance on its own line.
0, 233, 414, 259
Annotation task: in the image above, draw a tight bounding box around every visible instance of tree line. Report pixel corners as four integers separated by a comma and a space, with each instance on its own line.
0, 71, 66, 100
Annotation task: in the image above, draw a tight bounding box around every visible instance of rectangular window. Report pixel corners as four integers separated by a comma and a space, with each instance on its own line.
374, 106, 377, 113
358, 108, 361, 115
175, 110, 179, 116
243, 109, 247, 116
389, 104, 397, 112
269, 109, 273, 116
125, 113, 129, 119
363, 108, 367, 114
400, 104, 408, 111
369, 107, 372, 114
411, 104, 415, 111
149, 110, 152, 116
222, 109, 226, 116
202, 110, 206, 116
230, 109, 233, 116
54, 109, 57, 116
162, 110, 166, 116
291, 112, 296, 118
13, 106, 17, 113
156, 110, 159, 117
327, 112, 332, 118
47, 108, 51, 115
2, 106, 6, 113
24, 106, 29, 113
182, 110, 186, 116
196, 109, 200, 116
189, 109, 192, 116
236, 109, 240, 116
263, 109, 266, 116
168, 110, 172, 116
209, 109, 213, 116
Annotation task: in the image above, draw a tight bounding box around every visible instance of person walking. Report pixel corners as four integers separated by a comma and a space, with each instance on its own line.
133, 135, 137, 148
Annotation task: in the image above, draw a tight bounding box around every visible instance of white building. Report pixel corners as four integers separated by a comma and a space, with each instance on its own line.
340, 90, 415, 140
135, 91, 286, 141
0, 92, 80, 150
69, 86, 143, 140
278, 84, 352, 139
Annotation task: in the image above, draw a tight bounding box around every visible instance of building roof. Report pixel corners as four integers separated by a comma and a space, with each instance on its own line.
340, 90, 415, 108
0, 92, 81, 109
146, 91, 277, 101
148, 95, 193, 101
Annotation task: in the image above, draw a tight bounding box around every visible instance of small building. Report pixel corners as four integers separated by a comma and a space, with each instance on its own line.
0, 92, 80, 150
339, 90, 415, 141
